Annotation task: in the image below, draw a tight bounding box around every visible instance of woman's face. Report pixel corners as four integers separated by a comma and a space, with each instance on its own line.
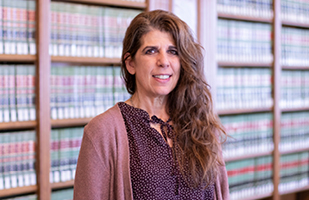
125, 29, 181, 100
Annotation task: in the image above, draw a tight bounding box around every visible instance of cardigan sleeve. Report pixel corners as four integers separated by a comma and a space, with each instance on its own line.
73, 104, 133, 200
215, 163, 230, 200
73, 129, 111, 200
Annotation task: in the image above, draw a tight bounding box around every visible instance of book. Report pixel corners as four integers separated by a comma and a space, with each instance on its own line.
216, 67, 273, 110
221, 113, 273, 159
27, 0, 36, 55
226, 156, 273, 199
279, 151, 309, 192
217, 19, 273, 63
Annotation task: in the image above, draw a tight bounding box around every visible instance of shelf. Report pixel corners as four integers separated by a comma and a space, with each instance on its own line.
218, 61, 272, 67
217, 107, 272, 115
280, 147, 309, 155
282, 20, 309, 28
224, 151, 273, 162
281, 107, 309, 113
64, 0, 146, 9
217, 12, 272, 23
51, 56, 121, 65
51, 180, 74, 190
0, 186, 37, 198
0, 121, 37, 131
282, 66, 309, 70
0, 54, 36, 62
280, 185, 309, 196
51, 118, 92, 128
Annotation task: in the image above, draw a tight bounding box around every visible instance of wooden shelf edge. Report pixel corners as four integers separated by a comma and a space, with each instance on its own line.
224, 151, 273, 162
51, 118, 92, 128
0, 121, 37, 130
0, 54, 36, 62
217, 107, 272, 115
218, 61, 272, 67
51, 56, 121, 65
279, 185, 309, 195
282, 66, 309, 70
0, 185, 37, 198
51, 180, 74, 190
281, 107, 309, 113
63, 0, 146, 9
280, 147, 309, 155
282, 20, 309, 28
217, 12, 273, 23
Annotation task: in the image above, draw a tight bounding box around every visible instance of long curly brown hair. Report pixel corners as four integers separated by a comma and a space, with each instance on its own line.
121, 10, 227, 187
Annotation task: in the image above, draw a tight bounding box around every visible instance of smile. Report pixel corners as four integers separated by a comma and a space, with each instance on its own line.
153, 75, 171, 80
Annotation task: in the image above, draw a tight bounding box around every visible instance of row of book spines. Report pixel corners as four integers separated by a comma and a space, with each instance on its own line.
49, 2, 140, 58
0, 130, 36, 190
280, 152, 309, 173
217, 0, 273, 17
0, 0, 36, 55
50, 66, 129, 119
0, 65, 36, 122
0, 130, 35, 156
217, 19, 272, 39
216, 88, 273, 109
281, 111, 309, 125
50, 66, 123, 85
220, 113, 273, 130
220, 113, 269, 156
50, 127, 83, 183
1, 0, 35, 22
279, 153, 309, 190
281, 28, 309, 65
50, 128, 83, 150
217, 68, 272, 85
226, 157, 273, 187
217, 19, 272, 63
281, 70, 309, 84
281, 0, 309, 22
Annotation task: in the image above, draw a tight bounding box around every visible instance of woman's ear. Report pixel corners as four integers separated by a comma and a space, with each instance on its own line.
124, 53, 136, 75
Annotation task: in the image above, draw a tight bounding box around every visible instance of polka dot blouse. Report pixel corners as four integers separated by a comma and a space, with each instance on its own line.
118, 102, 215, 200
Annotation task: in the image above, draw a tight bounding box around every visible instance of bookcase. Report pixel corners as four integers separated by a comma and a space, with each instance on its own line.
1, 0, 309, 200
200, 0, 309, 200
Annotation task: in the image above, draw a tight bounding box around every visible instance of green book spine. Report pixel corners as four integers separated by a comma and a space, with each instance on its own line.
27, 0, 36, 55
16, 0, 28, 55
26, 65, 36, 120
0, 0, 3, 54
3, 66, 10, 122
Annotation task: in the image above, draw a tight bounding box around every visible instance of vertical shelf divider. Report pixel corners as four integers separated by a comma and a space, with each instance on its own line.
273, 0, 282, 199
198, 0, 217, 105
36, 0, 51, 199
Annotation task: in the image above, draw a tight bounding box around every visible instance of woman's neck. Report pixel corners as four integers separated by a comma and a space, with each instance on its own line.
128, 93, 170, 122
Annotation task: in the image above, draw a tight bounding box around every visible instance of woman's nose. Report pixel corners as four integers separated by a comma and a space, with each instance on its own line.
156, 52, 170, 68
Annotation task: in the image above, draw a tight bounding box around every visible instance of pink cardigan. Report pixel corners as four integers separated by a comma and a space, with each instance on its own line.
73, 104, 230, 200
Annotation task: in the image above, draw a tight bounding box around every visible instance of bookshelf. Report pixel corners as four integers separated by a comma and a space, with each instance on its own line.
201, 0, 309, 200
1, 0, 309, 199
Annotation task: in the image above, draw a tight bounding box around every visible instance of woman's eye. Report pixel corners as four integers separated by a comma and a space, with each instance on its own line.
145, 49, 156, 54
169, 50, 178, 55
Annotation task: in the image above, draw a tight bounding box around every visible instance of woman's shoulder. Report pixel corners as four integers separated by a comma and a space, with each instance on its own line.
83, 103, 126, 141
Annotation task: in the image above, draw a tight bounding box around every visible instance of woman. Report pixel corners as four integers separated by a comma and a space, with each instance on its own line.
74, 10, 229, 200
